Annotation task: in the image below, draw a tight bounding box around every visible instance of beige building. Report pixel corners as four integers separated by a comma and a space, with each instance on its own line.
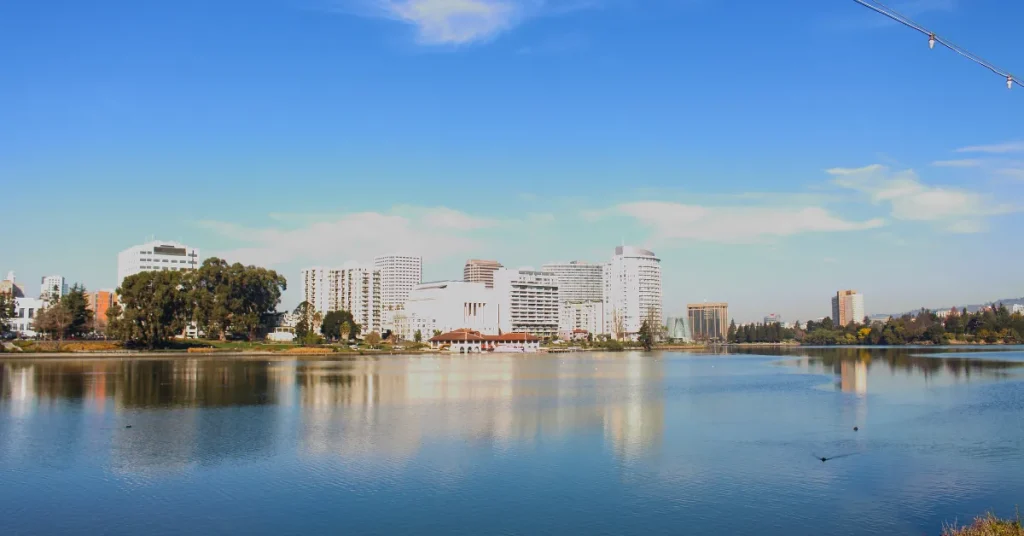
687, 302, 729, 341
463, 259, 503, 289
831, 290, 865, 327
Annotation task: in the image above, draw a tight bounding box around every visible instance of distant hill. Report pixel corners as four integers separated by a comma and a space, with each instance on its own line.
876, 297, 1024, 319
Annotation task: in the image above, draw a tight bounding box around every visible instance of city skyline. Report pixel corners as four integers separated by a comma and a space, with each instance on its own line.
3, 1, 1023, 323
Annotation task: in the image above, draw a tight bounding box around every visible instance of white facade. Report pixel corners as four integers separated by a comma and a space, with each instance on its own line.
542, 261, 607, 336
117, 241, 200, 285
8, 297, 44, 337
373, 255, 422, 328
493, 268, 559, 338
332, 266, 382, 334
396, 281, 497, 341
301, 267, 329, 313
1012, 304, 1024, 315
558, 300, 605, 338
604, 246, 663, 337
40, 275, 68, 300
831, 291, 865, 327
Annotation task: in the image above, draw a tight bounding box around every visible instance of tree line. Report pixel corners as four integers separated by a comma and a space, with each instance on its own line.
106, 258, 286, 348
727, 320, 795, 344
795, 304, 1024, 345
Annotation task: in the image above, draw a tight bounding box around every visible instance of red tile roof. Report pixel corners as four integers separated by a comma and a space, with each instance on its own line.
429, 330, 540, 343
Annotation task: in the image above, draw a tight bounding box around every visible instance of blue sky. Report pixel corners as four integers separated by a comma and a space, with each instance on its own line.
2, 0, 1023, 322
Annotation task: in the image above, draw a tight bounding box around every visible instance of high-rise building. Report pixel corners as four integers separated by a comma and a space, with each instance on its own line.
301, 267, 329, 313
117, 241, 200, 285
396, 281, 497, 341
604, 246, 663, 338
40, 275, 68, 300
331, 266, 382, 334
831, 290, 865, 327
1, 272, 26, 298
374, 255, 422, 326
687, 302, 729, 341
493, 268, 559, 337
86, 290, 118, 330
464, 259, 503, 289
542, 261, 606, 336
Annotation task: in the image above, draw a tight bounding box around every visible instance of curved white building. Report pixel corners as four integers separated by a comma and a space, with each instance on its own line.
604, 246, 662, 338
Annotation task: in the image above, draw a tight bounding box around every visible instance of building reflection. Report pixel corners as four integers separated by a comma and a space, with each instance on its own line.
839, 360, 868, 395
0, 355, 667, 472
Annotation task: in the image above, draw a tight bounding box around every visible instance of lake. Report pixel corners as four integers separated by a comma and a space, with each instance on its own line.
2, 348, 1023, 535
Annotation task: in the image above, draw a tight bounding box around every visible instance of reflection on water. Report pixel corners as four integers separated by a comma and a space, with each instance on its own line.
1, 349, 1022, 536
0, 355, 665, 469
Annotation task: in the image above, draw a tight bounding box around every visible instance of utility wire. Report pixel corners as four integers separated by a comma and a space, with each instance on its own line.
852, 0, 1023, 89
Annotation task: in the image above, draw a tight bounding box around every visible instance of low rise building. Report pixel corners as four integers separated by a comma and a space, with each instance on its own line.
428, 329, 541, 353
395, 281, 496, 341
8, 297, 44, 337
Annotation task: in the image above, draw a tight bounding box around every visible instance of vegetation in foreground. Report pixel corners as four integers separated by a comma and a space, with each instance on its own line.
943, 512, 1023, 535
726, 304, 1024, 346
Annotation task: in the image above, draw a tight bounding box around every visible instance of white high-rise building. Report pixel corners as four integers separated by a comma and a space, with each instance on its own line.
542, 261, 606, 336
604, 246, 663, 338
373, 255, 422, 328
301, 267, 329, 313
493, 268, 559, 338
117, 241, 200, 285
395, 281, 497, 341
331, 266, 382, 334
39, 275, 68, 300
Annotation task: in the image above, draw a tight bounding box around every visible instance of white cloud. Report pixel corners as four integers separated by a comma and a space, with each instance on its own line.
827, 164, 1016, 233
385, 0, 519, 44
197, 208, 495, 267
350, 0, 594, 45
955, 141, 1024, 154
605, 202, 883, 243
931, 159, 982, 168
996, 168, 1024, 180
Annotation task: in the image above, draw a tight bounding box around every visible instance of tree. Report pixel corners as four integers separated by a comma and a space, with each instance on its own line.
116, 270, 190, 349
34, 301, 73, 348
414, 329, 422, 343
105, 301, 129, 341
638, 320, 654, 351
365, 331, 382, 348
322, 310, 355, 341
727, 319, 737, 343
63, 284, 93, 338
190, 258, 286, 341
294, 301, 315, 340
0, 291, 14, 333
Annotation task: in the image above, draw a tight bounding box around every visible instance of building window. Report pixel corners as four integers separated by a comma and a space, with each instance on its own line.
18, 308, 24, 318
28, 309, 34, 318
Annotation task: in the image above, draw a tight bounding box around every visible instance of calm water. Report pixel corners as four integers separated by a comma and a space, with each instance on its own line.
2, 348, 1023, 535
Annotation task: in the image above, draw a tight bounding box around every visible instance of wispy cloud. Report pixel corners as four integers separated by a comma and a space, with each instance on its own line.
955, 141, 1024, 154
828, 164, 1016, 233
995, 168, 1024, 180
345, 0, 596, 45
197, 206, 553, 267
931, 159, 983, 168
593, 202, 883, 244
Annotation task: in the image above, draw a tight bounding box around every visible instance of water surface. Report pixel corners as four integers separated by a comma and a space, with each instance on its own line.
2, 348, 1023, 535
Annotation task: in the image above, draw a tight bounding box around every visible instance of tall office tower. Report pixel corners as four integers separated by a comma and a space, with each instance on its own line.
464, 259, 503, 289
831, 290, 865, 327
603, 246, 663, 338
117, 241, 201, 285
374, 255, 422, 327
687, 302, 729, 341
493, 268, 559, 338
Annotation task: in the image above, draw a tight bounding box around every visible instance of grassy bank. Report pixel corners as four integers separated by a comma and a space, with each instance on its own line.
944, 512, 1023, 535
2, 339, 437, 356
